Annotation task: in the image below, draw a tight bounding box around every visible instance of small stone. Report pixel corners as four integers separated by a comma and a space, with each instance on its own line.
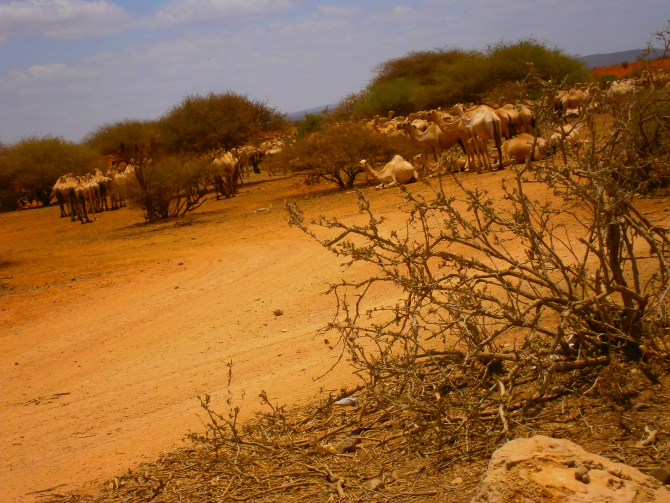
581, 473, 591, 484
575, 466, 589, 480
368, 478, 383, 491
175, 286, 179, 289
664, 207, 670, 212
334, 437, 360, 454
451, 476, 464, 485
564, 457, 577, 467
178, 262, 183, 266
649, 467, 670, 485
273, 309, 283, 316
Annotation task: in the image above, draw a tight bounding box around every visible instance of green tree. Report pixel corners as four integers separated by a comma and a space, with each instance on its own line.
353, 39, 588, 117
2, 136, 101, 208
157, 92, 286, 155
296, 113, 325, 138
82, 119, 157, 156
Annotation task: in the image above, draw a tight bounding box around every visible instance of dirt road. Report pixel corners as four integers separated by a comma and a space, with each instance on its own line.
2, 171, 668, 502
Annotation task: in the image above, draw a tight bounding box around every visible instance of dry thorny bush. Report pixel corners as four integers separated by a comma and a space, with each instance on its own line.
44, 62, 670, 502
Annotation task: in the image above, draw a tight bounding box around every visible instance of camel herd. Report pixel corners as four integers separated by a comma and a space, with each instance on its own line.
49, 67, 667, 215
358, 68, 667, 187
51, 166, 132, 223
210, 139, 284, 199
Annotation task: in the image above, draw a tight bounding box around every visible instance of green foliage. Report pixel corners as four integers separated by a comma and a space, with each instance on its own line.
296, 113, 326, 138
265, 122, 422, 189
0, 136, 101, 209
157, 92, 286, 155
352, 39, 588, 118
82, 119, 157, 156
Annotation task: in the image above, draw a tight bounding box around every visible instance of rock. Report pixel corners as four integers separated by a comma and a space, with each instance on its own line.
368, 478, 383, 491
334, 437, 360, 454
650, 467, 670, 485
273, 309, 283, 316
574, 465, 589, 480
470, 435, 670, 502
451, 477, 464, 485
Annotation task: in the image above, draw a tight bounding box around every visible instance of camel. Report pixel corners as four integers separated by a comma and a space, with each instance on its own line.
549, 124, 583, 148
425, 110, 482, 172
359, 155, 419, 188
212, 151, 241, 198
82, 174, 102, 213
69, 176, 96, 224
555, 85, 596, 120
397, 121, 461, 162
93, 169, 112, 211
487, 133, 547, 167
51, 174, 76, 218
106, 168, 128, 210
412, 153, 466, 174
605, 81, 636, 106
453, 104, 504, 173
499, 103, 535, 135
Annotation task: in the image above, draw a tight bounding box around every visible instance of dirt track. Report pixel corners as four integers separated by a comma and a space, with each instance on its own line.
2, 171, 669, 502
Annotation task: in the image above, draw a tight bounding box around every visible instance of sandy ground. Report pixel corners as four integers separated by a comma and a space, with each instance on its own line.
0, 174, 423, 502
2, 169, 669, 502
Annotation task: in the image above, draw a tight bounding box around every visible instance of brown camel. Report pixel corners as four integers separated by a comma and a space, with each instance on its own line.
69, 176, 96, 224
397, 122, 459, 162
212, 151, 241, 198
487, 133, 547, 167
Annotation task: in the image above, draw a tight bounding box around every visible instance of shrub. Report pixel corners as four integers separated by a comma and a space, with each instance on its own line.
265, 122, 423, 189
118, 142, 210, 222
157, 92, 286, 155
286, 68, 670, 455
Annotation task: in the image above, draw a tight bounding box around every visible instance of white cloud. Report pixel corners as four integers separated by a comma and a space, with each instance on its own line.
2, 63, 98, 92
149, 0, 292, 28
316, 5, 359, 16
0, 0, 134, 43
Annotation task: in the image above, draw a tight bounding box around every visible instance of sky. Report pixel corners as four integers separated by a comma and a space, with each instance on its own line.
0, 0, 667, 144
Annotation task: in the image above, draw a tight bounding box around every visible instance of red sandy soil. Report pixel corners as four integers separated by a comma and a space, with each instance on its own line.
591, 58, 670, 78
2, 166, 670, 502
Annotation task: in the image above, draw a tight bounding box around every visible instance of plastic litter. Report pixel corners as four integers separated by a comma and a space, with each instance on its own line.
333, 396, 359, 406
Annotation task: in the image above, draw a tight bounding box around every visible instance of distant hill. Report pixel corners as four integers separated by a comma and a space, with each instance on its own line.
286, 104, 339, 122
578, 49, 658, 69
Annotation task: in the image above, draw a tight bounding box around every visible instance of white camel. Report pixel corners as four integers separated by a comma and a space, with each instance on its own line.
359, 155, 419, 189
454, 104, 504, 173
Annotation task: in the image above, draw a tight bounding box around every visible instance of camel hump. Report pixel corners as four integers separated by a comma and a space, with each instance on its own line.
391, 155, 405, 162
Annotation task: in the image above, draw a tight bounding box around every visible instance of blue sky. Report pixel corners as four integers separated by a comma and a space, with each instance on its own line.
0, 0, 666, 143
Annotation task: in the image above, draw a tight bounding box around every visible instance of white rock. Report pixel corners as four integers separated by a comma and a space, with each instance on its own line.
470, 435, 670, 503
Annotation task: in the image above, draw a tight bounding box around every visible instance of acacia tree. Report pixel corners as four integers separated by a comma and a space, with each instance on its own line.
158, 92, 286, 155
82, 119, 158, 156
